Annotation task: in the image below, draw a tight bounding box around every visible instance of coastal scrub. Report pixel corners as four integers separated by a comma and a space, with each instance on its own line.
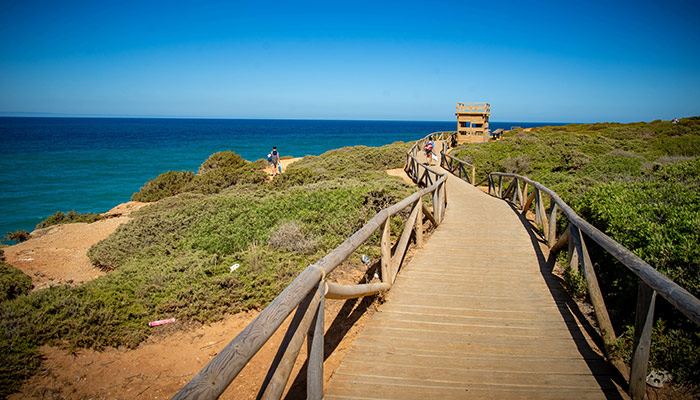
0, 142, 413, 397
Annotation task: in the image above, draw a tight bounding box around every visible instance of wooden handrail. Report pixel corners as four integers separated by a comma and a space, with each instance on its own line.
173, 134, 449, 400
482, 171, 700, 400
488, 172, 700, 326
440, 150, 475, 185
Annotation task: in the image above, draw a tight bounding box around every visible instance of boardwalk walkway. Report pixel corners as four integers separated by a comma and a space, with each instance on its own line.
325, 157, 626, 399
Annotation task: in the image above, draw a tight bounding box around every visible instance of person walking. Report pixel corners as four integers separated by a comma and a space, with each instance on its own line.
270, 146, 281, 175
424, 136, 435, 166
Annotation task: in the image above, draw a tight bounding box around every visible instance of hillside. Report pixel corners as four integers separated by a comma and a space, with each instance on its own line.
0, 142, 414, 397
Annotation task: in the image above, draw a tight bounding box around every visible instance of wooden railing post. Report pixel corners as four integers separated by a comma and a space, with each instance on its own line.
498, 176, 503, 198
390, 200, 421, 283
629, 281, 656, 400
534, 189, 541, 226
571, 227, 618, 360
258, 285, 323, 400
567, 224, 580, 273
433, 187, 440, 224
537, 190, 549, 241
415, 198, 423, 247
307, 282, 325, 400
548, 203, 559, 247
471, 166, 476, 186
380, 216, 391, 284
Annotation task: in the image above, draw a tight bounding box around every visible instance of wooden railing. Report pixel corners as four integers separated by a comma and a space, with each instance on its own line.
440, 150, 476, 185
486, 172, 700, 400
456, 102, 490, 114
172, 135, 448, 399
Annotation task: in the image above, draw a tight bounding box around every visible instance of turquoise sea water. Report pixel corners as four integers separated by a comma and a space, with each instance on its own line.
0, 117, 558, 235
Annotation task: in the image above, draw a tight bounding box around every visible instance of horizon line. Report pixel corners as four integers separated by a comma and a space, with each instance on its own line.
0, 112, 575, 125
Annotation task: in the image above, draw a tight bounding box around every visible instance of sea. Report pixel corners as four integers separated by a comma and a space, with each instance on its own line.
0, 117, 561, 236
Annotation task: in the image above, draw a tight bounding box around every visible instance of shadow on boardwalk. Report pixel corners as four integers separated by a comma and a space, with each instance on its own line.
510, 202, 628, 399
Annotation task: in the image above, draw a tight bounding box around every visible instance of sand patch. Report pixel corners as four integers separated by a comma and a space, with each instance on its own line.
4, 201, 147, 290
264, 157, 302, 178
385, 168, 414, 185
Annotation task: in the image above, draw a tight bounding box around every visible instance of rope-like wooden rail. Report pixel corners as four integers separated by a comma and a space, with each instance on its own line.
485, 172, 700, 400
172, 134, 450, 400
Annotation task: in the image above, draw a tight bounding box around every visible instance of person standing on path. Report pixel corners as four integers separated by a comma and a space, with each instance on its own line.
424, 136, 435, 166
271, 146, 281, 175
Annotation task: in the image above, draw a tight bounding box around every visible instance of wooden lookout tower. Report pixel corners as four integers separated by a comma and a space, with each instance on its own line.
455, 102, 490, 144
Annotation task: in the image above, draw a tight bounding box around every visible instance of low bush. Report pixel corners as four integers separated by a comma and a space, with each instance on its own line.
35, 210, 105, 230
0, 261, 32, 302
1, 230, 30, 244
198, 151, 246, 174
132, 152, 268, 202
268, 221, 318, 254
131, 170, 195, 202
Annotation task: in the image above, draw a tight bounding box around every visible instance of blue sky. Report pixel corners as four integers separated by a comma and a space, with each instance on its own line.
1, 0, 699, 122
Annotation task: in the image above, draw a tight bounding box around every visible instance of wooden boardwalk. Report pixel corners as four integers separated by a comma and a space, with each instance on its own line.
325, 161, 627, 399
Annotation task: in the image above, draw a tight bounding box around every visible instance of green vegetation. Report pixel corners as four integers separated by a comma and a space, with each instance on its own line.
35, 210, 106, 230
2, 230, 30, 244
453, 117, 700, 385
131, 151, 268, 202
0, 142, 413, 397
0, 252, 32, 302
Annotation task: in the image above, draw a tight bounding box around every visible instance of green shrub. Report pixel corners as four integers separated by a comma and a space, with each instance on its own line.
611, 321, 700, 386
132, 152, 268, 202
1, 230, 30, 244
131, 170, 195, 202
36, 210, 105, 230
0, 261, 32, 302
198, 151, 246, 174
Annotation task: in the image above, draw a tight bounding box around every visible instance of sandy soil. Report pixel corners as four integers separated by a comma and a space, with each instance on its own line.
264, 157, 302, 178
9, 260, 382, 400
4, 201, 148, 290
385, 168, 413, 185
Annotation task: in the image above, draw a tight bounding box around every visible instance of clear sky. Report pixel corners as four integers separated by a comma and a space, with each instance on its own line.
1, 0, 699, 122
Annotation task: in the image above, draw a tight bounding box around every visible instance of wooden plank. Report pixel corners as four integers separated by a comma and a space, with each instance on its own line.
375, 308, 580, 327
352, 334, 603, 359
378, 303, 582, 323
331, 363, 617, 390
365, 317, 584, 338
325, 378, 618, 400
342, 346, 613, 374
